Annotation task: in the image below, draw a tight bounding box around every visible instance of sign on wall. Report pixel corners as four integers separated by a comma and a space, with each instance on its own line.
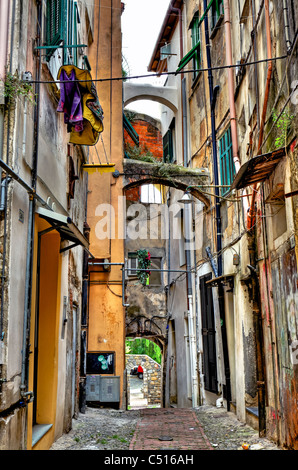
86, 352, 115, 374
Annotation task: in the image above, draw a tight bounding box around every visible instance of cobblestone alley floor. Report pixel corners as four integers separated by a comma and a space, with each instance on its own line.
50, 404, 282, 452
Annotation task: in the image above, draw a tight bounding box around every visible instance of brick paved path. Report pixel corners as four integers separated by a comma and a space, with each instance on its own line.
129, 408, 213, 450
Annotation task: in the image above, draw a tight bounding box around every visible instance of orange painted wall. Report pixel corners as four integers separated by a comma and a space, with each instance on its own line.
86, 0, 125, 407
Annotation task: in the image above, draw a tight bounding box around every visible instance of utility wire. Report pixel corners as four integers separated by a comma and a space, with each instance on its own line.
26, 55, 287, 85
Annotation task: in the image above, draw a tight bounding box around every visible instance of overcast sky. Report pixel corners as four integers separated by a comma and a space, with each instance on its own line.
121, 0, 170, 118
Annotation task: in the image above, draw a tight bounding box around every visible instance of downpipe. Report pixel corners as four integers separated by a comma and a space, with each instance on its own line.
247, 0, 272, 230
184, 195, 198, 408
20, 0, 42, 405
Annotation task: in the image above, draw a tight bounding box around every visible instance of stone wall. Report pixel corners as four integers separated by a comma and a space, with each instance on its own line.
126, 354, 161, 406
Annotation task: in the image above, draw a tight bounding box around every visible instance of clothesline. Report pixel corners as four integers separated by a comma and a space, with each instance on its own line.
26, 55, 287, 85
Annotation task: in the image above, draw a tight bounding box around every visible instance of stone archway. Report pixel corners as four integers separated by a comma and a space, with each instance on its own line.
123, 82, 178, 113
122, 158, 211, 208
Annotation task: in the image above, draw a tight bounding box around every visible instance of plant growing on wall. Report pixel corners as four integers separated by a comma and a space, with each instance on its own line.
4, 70, 35, 106
272, 108, 294, 149
124, 142, 157, 162
137, 249, 151, 285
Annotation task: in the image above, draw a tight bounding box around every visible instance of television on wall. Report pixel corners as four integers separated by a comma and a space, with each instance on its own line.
86, 352, 115, 374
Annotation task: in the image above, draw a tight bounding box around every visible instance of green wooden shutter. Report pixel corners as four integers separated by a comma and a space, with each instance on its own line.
191, 14, 201, 79
220, 127, 235, 195
46, 0, 64, 47
163, 129, 173, 163
65, 0, 78, 65
176, 0, 214, 74
46, 0, 79, 65
211, 0, 223, 30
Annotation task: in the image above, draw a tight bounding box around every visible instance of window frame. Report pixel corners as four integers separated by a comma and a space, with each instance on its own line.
219, 127, 236, 195
127, 253, 139, 277
45, 0, 79, 65
191, 12, 201, 80
147, 257, 162, 287
46, 0, 64, 60
163, 118, 175, 163
210, 0, 224, 31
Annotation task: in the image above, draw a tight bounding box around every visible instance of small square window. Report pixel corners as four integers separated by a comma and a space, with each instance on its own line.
148, 258, 162, 286
127, 253, 138, 276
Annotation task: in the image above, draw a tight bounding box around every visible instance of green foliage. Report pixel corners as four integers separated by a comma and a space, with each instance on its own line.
4, 70, 35, 105
125, 142, 157, 162
137, 249, 151, 285
272, 108, 294, 149
126, 337, 162, 364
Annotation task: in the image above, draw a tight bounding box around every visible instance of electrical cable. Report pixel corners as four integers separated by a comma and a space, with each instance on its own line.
25, 55, 287, 85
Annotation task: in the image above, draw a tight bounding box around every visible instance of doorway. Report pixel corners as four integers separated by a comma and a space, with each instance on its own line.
126, 337, 162, 409
32, 226, 61, 433
200, 273, 218, 393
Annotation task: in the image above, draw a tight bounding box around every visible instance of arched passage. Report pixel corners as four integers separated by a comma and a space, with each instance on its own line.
126, 336, 163, 409
122, 158, 211, 208
123, 82, 178, 113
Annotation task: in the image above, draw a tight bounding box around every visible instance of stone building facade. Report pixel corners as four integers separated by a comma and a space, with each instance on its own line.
145, 0, 298, 449
126, 354, 162, 406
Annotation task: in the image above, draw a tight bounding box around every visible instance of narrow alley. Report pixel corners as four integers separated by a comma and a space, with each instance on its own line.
1, 0, 298, 452
50, 404, 281, 452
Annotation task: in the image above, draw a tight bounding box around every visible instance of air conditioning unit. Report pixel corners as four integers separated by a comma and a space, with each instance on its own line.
86, 375, 120, 403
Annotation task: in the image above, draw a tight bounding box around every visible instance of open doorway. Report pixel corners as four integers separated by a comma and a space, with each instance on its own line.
126, 337, 162, 409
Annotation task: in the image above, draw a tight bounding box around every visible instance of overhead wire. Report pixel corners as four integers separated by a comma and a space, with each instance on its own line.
26, 55, 287, 85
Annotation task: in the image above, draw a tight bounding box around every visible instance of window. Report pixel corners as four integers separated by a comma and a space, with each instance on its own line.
191, 12, 201, 80
46, 0, 63, 53
163, 129, 174, 163
147, 258, 162, 286
219, 127, 236, 195
163, 119, 175, 163
176, 11, 201, 78
45, 0, 79, 65
210, 0, 224, 31
127, 253, 138, 276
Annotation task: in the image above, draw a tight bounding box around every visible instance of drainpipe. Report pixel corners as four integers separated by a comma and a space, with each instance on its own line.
203, 0, 231, 410
184, 199, 198, 408
282, 0, 292, 52
0, 0, 12, 376
244, 0, 273, 438
20, 0, 42, 404
247, 0, 272, 230
172, 4, 198, 406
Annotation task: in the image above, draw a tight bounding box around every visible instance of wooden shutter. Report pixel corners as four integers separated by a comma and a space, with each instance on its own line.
200, 273, 218, 393
46, 0, 63, 46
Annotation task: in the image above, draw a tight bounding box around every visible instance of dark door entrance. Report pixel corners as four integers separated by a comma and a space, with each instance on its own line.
200, 273, 218, 393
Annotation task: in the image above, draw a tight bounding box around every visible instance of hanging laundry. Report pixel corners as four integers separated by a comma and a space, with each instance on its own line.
57, 68, 84, 132
57, 65, 104, 146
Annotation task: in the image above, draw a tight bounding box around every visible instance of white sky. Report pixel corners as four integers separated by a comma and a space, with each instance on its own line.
121, 0, 170, 119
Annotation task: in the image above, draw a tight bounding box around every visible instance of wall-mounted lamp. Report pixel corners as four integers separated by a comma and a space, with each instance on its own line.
178, 190, 192, 204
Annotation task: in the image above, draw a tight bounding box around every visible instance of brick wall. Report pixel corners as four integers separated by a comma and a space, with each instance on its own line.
124, 113, 163, 202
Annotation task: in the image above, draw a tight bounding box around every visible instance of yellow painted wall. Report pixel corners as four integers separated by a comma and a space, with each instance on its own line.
27, 216, 61, 449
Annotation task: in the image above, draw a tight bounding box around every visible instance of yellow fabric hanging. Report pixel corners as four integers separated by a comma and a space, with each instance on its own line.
57, 65, 104, 146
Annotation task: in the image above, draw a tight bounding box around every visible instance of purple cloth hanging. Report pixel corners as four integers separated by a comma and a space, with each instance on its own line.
57, 68, 83, 132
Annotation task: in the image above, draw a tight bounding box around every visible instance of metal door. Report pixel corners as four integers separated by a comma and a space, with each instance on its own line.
200, 273, 218, 393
